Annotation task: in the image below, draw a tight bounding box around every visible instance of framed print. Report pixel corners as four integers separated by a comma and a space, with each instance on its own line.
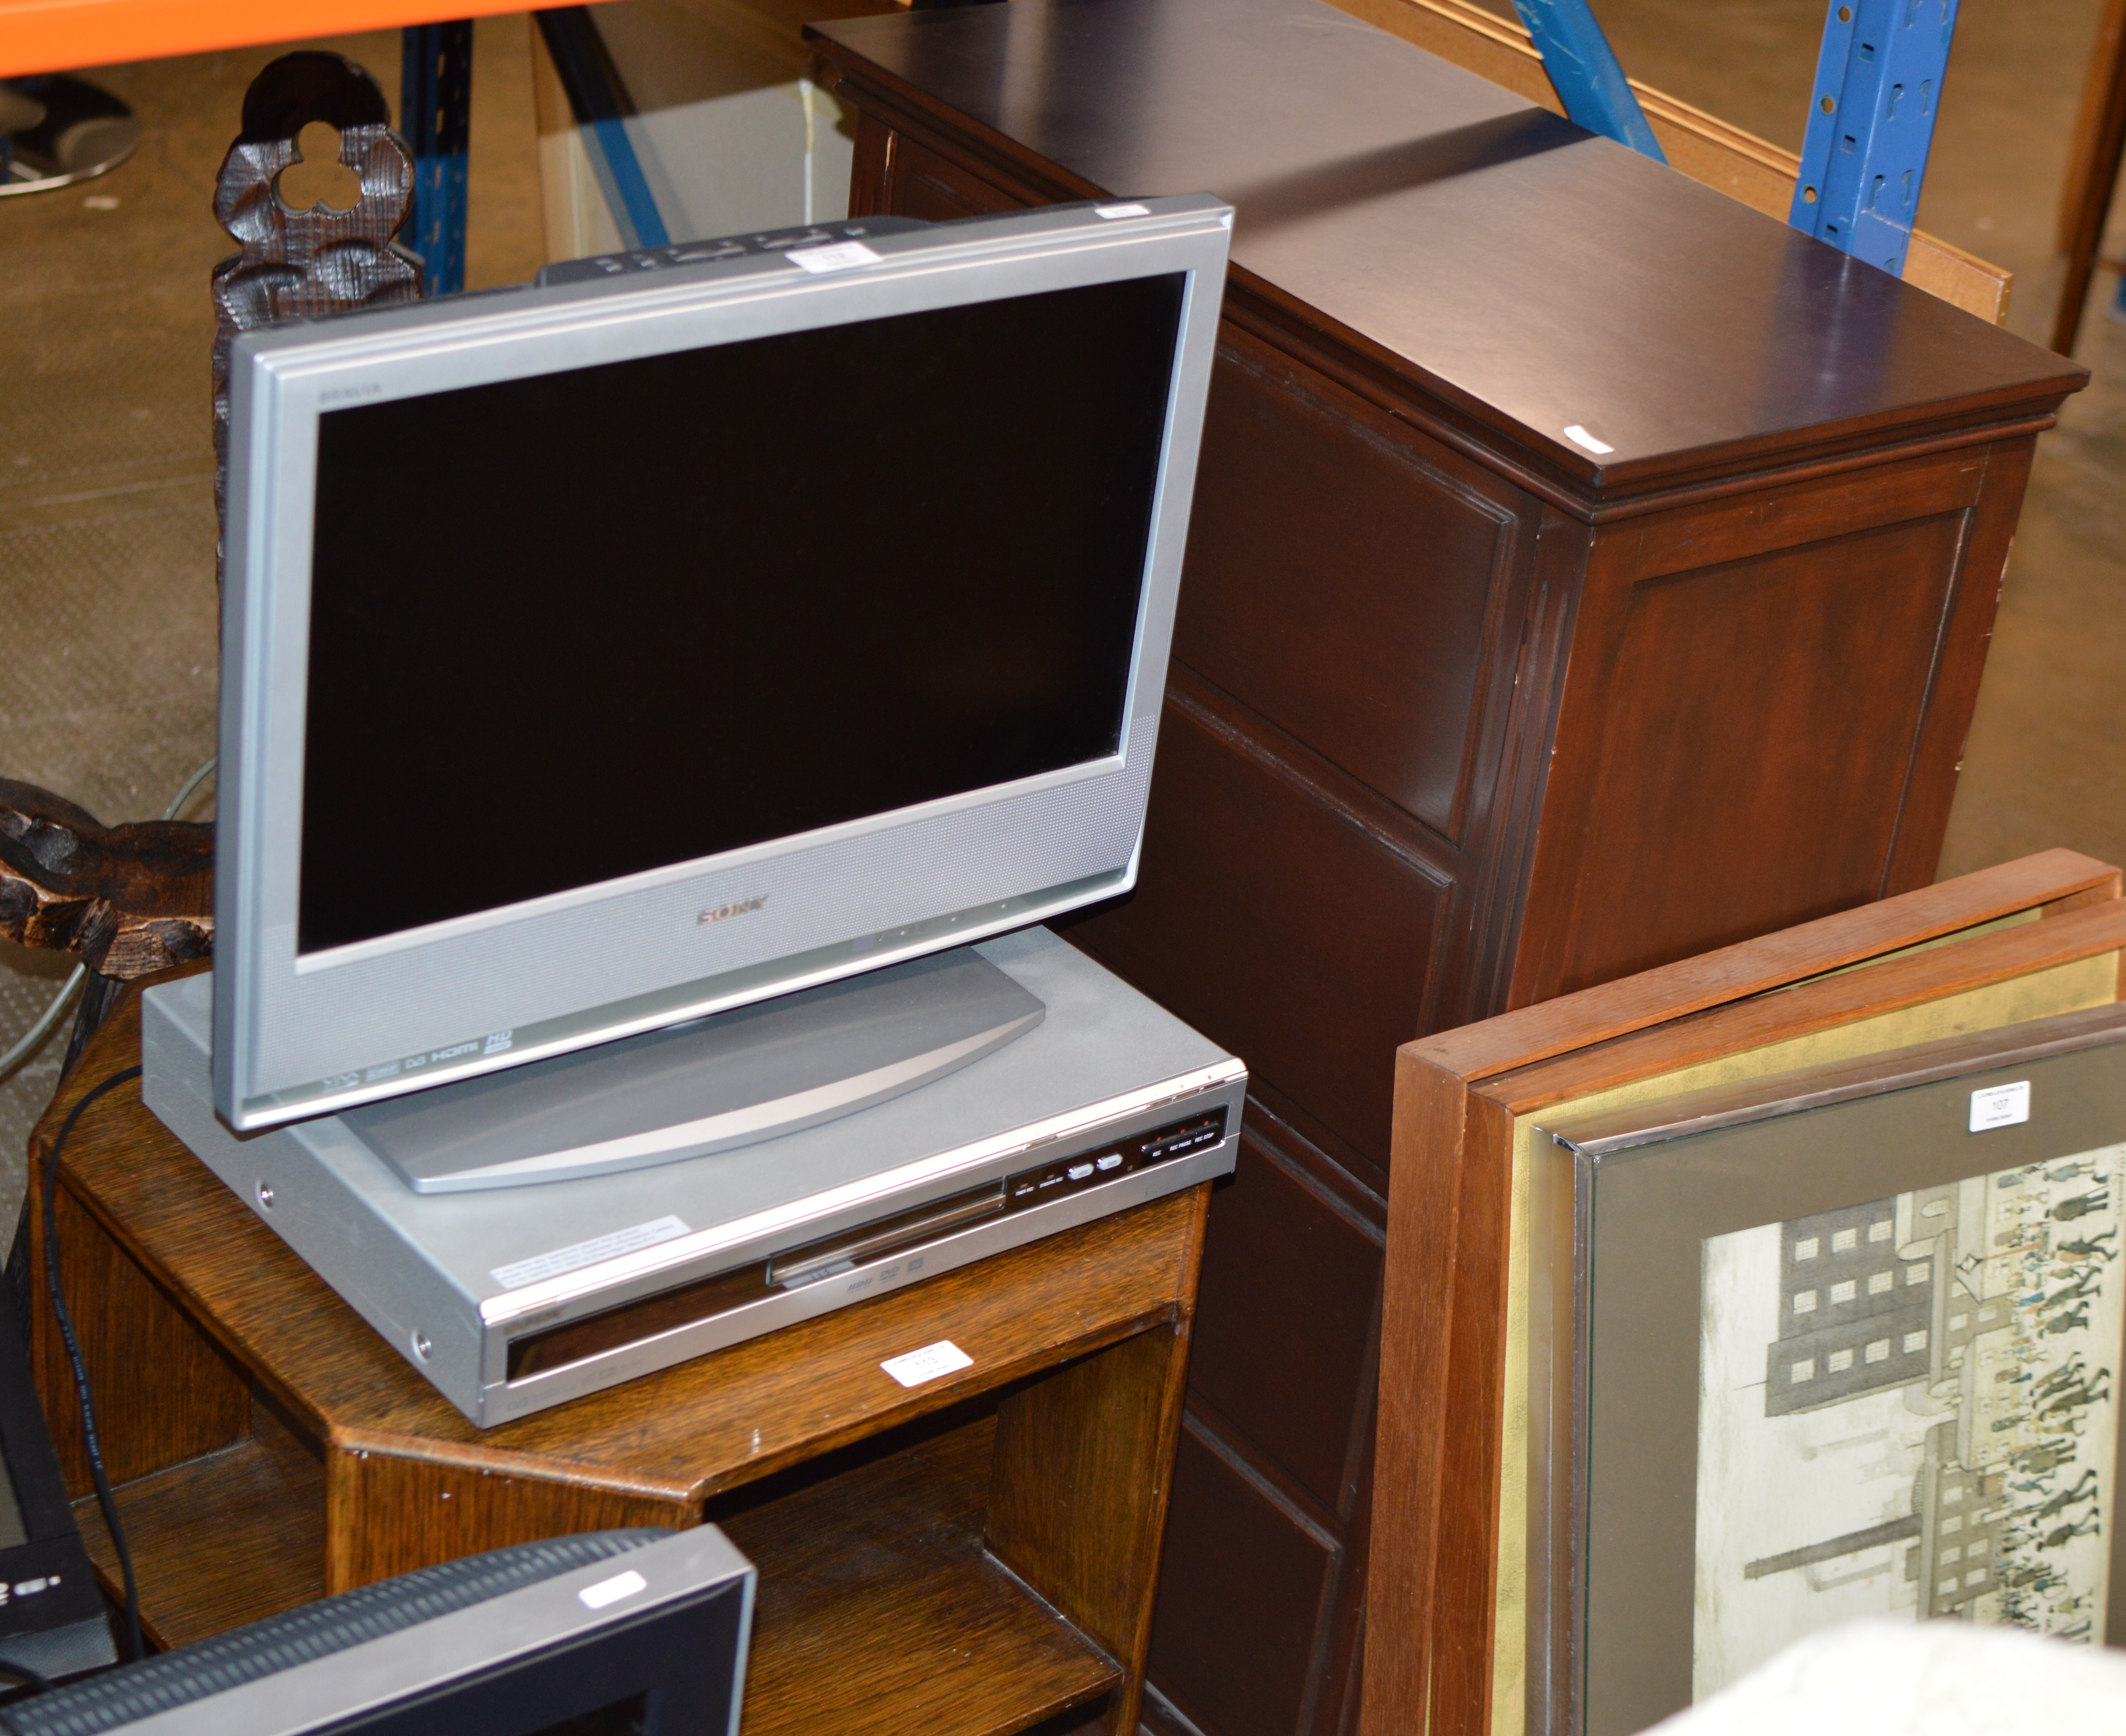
1540, 1000, 2126, 1736
1363, 848, 2126, 1736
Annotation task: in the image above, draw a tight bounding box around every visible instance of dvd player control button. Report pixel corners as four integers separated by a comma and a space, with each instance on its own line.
1096, 1154, 1123, 1171
1067, 1162, 1094, 1181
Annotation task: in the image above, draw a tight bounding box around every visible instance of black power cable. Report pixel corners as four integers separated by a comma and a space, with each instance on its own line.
38, 1066, 145, 1664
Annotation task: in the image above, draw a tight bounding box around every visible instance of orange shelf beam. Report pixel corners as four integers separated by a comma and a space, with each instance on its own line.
0, 0, 602, 78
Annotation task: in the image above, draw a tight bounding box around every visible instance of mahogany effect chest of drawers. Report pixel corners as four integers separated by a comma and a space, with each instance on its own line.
806, 4, 2084, 1731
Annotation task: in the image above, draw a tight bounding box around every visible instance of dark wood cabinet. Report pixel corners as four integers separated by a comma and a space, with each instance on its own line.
806, 4, 2084, 1731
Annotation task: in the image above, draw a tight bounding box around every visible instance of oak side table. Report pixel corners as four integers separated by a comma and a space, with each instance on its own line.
27, 980, 1207, 1736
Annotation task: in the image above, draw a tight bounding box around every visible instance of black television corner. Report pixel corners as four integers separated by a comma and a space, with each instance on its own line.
0, 1282, 117, 1686
0, 1526, 752, 1736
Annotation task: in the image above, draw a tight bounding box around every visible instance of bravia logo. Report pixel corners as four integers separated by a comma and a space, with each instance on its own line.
698, 896, 769, 926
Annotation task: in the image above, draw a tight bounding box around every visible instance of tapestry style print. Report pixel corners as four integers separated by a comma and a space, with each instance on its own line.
1693, 1143, 2123, 1698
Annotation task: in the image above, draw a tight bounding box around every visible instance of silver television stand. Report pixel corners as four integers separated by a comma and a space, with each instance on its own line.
339, 947, 1045, 1193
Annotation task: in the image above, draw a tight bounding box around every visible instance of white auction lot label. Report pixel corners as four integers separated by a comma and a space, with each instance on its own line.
787, 240, 881, 274
578, 1570, 646, 1610
880, 1340, 974, 1387
1969, 1080, 2032, 1132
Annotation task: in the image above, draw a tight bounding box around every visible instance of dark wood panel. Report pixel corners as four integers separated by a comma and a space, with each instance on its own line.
1071, 687, 1450, 1167
886, 129, 1024, 220
1234, 1079, 1387, 1204
1880, 444, 2035, 897
1620, 453, 1985, 581
1537, 508, 1971, 994
1312, 1381, 1377, 1736
1175, 337, 1527, 839
1147, 1419, 1341, 1736
1430, 498, 1592, 1035
35, 1168, 249, 1495
324, 1449, 685, 1595
1187, 1133, 1382, 1517
848, 108, 892, 218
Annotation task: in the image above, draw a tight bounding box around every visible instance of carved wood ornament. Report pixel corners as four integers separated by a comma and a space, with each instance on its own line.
212, 50, 424, 580
0, 782, 213, 981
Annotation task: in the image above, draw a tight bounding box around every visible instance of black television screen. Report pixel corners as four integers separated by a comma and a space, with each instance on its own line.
299, 273, 1186, 955
0, 1529, 752, 1736
0, 1273, 119, 1683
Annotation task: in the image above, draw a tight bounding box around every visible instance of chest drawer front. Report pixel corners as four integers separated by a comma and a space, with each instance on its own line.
1175, 338, 1532, 842
1075, 685, 1450, 1167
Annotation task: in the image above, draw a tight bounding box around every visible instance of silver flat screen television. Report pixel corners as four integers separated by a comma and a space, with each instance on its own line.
214, 197, 1231, 1150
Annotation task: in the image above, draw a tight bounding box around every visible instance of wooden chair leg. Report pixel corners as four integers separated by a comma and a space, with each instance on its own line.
2052, 0, 2126, 355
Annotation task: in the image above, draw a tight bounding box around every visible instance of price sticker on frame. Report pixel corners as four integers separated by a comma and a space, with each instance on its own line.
1969, 1080, 2031, 1132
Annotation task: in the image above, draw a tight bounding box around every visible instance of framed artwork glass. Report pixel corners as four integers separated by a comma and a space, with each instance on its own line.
1538, 1001, 2126, 1736
1367, 851, 2126, 1736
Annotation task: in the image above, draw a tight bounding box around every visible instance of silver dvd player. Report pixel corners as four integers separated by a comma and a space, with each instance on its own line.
141, 928, 1244, 1426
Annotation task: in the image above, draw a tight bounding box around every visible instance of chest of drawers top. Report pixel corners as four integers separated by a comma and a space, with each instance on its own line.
811, 0, 2081, 501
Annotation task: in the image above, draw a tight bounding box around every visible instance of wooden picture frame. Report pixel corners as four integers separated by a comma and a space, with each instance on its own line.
1541, 1001, 2126, 1736
1362, 848, 2126, 1736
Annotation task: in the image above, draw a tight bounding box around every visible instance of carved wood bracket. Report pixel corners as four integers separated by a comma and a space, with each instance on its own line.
0, 781, 214, 980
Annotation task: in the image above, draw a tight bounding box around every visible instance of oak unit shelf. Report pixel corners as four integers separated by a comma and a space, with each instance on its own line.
717, 1413, 1122, 1736
74, 1407, 326, 1650
31, 983, 1206, 1736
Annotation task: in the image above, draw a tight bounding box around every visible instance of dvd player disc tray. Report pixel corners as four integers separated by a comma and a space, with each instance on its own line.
141, 928, 1245, 1426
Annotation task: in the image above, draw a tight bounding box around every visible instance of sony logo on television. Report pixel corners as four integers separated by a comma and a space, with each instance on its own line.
319, 382, 382, 405
698, 896, 768, 926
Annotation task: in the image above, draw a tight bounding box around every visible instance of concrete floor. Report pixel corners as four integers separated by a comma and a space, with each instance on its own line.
0, 17, 546, 1192
2, 0, 2123, 1211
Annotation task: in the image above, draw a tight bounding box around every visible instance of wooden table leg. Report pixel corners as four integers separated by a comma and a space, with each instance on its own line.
2052, 0, 2126, 355
989, 1184, 1208, 1736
